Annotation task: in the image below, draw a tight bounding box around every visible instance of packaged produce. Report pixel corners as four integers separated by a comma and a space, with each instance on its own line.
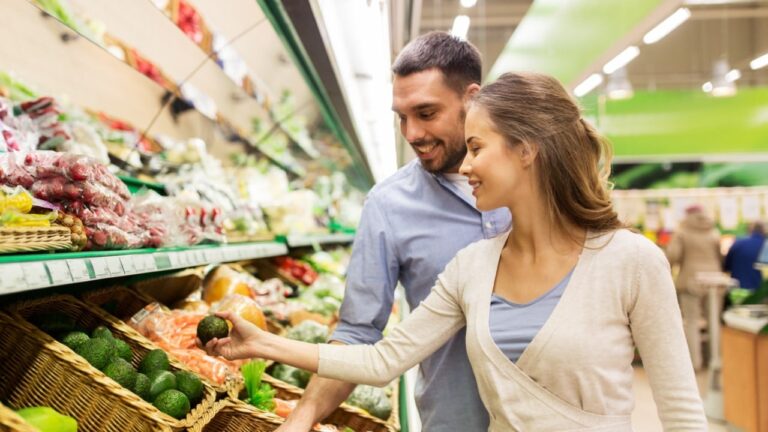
285, 320, 329, 344
346, 385, 392, 421
241, 360, 275, 412
202, 265, 257, 304
209, 294, 267, 331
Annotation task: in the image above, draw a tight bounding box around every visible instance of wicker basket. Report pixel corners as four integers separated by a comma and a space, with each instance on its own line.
229, 374, 398, 432
130, 268, 203, 306
189, 399, 283, 432
0, 401, 37, 432
0, 226, 71, 254
5, 295, 216, 431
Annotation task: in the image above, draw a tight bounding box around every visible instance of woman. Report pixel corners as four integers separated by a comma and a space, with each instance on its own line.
203, 72, 707, 431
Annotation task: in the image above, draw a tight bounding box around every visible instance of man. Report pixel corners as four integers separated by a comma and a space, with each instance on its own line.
725, 221, 766, 290
278, 31, 511, 431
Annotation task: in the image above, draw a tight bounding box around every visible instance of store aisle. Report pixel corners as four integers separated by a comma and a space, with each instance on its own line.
631, 367, 730, 431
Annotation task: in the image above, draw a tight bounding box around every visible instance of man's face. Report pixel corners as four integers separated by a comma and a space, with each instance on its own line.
392, 69, 469, 173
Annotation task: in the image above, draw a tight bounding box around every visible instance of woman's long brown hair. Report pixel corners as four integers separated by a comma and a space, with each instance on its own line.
472, 72, 623, 234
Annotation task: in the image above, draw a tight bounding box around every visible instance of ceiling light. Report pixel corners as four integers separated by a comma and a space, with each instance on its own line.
751, 52, 768, 70
603, 46, 640, 75
606, 68, 633, 100
725, 69, 741, 82
702, 82, 713, 92
451, 15, 470, 40
643, 8, 691, 44
460, 0, 478, 7
574, 73, 603, 97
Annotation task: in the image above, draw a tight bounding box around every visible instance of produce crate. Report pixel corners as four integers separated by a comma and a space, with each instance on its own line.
0, 226, 72, 254
5, 295, 216, 431
0, 401, 37, 432
229, 374, 399, 432
188, 399, 283, 432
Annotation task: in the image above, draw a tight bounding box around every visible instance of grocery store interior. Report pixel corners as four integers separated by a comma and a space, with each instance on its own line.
0, 0, 767, 431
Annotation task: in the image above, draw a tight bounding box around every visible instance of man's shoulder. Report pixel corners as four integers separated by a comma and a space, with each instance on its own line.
367, 160, 431, 202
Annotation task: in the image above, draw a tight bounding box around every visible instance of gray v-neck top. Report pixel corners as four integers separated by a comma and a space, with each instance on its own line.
489, 269, 573, 363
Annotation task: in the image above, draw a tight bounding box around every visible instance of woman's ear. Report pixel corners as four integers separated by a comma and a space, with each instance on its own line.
519, 141, 538, 168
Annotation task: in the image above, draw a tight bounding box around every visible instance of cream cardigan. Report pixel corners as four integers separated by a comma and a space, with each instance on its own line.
318, 229, 707, 431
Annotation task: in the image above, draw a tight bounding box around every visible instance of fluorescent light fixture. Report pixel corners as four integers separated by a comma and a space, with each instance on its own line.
751, 52, 768, 70
702, 81, 713, 92
711, 85, 736, 97
460, 0, 478, 7
643, 8, 691, 44
451, 15, 471, 39
573, 73, 603, 97
603, 46, 640, 75
725, 69, 741, 82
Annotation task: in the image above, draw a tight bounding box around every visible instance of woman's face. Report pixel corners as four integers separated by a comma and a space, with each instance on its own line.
459, 105, 529, 212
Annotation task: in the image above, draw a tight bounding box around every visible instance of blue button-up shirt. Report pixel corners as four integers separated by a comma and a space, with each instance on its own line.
332, 160, 511, 431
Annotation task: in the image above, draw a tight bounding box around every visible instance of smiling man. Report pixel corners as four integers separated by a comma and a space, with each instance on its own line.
277, 32, 511, 432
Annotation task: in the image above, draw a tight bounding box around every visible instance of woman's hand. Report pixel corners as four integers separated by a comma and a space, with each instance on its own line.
197, 311, 264, 360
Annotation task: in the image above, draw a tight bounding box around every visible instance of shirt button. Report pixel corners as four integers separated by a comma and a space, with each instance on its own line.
485, 222, 492, 229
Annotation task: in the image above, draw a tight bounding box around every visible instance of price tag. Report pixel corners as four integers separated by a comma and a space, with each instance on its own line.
46, 261, 72, 285
168, 253, 180, 268
120, 256, 135, 274
204, 250, 216, 262
68, 260, 90, 282
91, 258, 109, 277
0, 264, 26, 292
22, 262, 49, 288
196, 251, 206, 263
106, 257, 124, 276
145, 255, 157, 271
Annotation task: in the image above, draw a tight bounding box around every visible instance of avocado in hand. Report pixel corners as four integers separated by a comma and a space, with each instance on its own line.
196, 315, 229, 346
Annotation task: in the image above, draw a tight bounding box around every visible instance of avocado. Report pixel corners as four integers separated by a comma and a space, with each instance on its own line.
92, 325, 113, 339
61, 331, 90, 352
174, 370, 203, 403
15, 406, 77, 432
104, 358, 137, 389
75, 337, 115, 370
148, 370, 177, 400
153, 389, 191, 419
33, 312, 76, 336
196, 315, 229, 346
110, 338, 133, 362
139, 349, 170, 374
133, 373, 151, 401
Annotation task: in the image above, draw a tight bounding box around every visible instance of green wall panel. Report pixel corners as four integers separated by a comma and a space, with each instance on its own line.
488, 0, 664, 85
583, 88, 768, 157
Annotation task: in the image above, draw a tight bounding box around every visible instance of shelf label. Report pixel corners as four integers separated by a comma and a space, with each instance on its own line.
0, 264, 26, 292
68, 260, 90, 282
90, 258, 109, 277
22, 262, 49, 287
120, 256, 135, 274
141, 255, 157, 271
106, 257, 124, 275
46, 261, 72, 285
195, 251, 206, 263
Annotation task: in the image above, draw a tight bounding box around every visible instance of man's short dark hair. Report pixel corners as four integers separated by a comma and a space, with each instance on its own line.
392, 31, 482, 94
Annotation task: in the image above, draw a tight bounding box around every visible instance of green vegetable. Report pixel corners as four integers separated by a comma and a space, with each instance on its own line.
346, 385, 392, 420
147, 370, 177, 400
15, 406, 77, 432
75, 337, 114, 370
91, 326, 113, 339
103, 358, 137, 389
153, 389, 190, 419
110, 338, 133, 363
270, 363, 311, 389
241, 360, 275, 411
285, 320, 329, 344
196, 315, 229, 346
139, 349, 170, 374
174, 371, 203, 403
60, 331, 89, 352
133, 373, 151, 401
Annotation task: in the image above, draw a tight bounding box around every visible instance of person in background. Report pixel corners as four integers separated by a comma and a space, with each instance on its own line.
665, 204, 722, 371
274, 31, 510, 431
724, 221, 766, 290
203, 72, 706, 431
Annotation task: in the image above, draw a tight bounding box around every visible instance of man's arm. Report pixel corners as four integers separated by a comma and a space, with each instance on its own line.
277, 342, 355, 432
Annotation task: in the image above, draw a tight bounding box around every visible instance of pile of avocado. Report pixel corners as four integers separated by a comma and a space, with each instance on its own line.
35, 314, 203, 420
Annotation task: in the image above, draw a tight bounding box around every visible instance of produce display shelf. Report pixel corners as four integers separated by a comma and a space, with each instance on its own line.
279, 233, 356, 248
0, 241, 287, 294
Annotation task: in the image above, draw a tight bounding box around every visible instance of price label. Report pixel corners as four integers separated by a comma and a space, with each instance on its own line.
68, 260, 90, 282
0, 264, 26, 292
168, 253, 180, 268
120, 256, 135, 274
196, 251, 206, 263
106, 257, 124, 276
145, 255, 157, 271
22, 262, 49, 287
91, 258, 109, 277
46, 261, 72, 285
